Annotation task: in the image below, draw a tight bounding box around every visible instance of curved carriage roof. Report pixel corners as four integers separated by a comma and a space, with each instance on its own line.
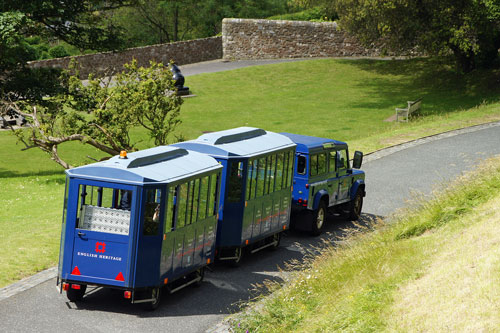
173, 127, 296, 159
66, 146, 222, 185
279, 132, 347, 153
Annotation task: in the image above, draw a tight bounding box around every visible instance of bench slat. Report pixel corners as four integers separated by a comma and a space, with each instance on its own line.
396, 98, 422, 122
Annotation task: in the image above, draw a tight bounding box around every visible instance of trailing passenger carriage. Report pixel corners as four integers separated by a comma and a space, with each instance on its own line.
58, 146, 222, 309
174, 127, 296, 265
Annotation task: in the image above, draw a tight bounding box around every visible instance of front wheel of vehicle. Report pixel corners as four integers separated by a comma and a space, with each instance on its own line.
143, 287, 161, 311
229, 247, 243, 268
194, 267, 205, 287
269, 232, 281, 250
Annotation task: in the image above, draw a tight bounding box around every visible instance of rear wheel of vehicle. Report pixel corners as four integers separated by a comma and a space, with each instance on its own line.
194, 267, 205, 287
269, 232, 281, 250
66, 284, 87, 302
348, 190, 363, 221
311, 201, 327, 236
143, 287, 161, 311
229, 247, 243, 267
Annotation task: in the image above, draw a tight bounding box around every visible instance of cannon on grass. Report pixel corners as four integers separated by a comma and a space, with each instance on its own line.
170, 64, 190, 96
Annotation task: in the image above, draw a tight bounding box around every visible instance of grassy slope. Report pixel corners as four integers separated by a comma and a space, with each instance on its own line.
232, 156, 500, 332
0, 57, 499, 288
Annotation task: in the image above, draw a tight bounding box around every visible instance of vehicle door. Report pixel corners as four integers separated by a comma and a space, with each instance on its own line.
327, 150, 340, 206
71, 181, 136, 287
337, 149, 350, 202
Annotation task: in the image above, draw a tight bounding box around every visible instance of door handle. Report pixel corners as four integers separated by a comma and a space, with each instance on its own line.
78, 231, 86, 237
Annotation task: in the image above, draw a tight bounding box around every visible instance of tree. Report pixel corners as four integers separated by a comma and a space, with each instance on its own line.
2, 60, 183, 169
0, 1, 135, 103
333, 0, 500, 72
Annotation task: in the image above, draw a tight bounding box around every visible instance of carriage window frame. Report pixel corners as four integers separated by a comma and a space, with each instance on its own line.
287, 150, 294, 187
143, 188, 162, 236
227, 160, 244, 203
275, 153, 284, 190
164, 186, 175, 233
198, 176, 209, 221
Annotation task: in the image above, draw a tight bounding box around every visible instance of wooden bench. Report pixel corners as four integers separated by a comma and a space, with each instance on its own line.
396, 98, 422, 122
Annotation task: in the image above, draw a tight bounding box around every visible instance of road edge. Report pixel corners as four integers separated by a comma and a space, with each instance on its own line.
0, 267, 57, 302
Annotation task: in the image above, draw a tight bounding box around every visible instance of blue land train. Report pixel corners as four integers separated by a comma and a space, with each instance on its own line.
175, 127, 296, 264
280, 133, 365, 236
58, 146, 222, 309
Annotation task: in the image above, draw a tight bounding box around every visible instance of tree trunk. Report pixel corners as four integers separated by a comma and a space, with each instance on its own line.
173, 5, 179, 42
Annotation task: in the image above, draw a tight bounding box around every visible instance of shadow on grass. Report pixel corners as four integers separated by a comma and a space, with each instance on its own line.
340, 57, 500, 116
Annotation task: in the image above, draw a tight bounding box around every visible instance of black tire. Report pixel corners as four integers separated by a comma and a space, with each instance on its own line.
143, 287, 161, 311
194, 267, 205, 287
229, 247, 243, 268
311, 201, 327, 236
347, 190, 363, 221
66, 284, 87, 302
269, 232, 281, 251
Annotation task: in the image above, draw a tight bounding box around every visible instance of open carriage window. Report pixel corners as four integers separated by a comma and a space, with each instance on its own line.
76, 184, 132, 235
144, 189, 162, 236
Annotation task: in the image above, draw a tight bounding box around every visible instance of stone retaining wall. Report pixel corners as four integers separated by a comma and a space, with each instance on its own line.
222, 18, 381, 60
28, 36, 222, 78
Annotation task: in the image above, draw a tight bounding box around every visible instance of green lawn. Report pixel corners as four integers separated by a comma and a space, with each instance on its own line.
0, 57, 499, 287
231, 155, 500, 332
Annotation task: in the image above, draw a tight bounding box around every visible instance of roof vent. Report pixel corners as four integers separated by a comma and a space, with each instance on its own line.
213, 128, 266, 145
126, 148, 188, 168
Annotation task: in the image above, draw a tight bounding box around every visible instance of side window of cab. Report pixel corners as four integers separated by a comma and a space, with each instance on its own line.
337, 150, 349, 170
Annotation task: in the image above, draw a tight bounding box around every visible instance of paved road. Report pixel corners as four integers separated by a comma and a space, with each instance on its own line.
1, 122, 499, 332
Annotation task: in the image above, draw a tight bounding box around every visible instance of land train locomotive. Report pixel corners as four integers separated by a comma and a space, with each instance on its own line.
57, 127, 365, 309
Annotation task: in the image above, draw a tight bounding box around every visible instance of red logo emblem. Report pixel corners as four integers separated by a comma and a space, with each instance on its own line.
95, 242, 106, 253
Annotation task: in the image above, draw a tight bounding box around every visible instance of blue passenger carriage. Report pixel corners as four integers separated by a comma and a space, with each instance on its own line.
58, 146, 222, 309
175, 127, 296, 264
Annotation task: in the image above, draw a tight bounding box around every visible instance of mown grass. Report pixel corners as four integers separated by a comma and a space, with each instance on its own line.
0, 57, 499, 288
231, 155, 500, 332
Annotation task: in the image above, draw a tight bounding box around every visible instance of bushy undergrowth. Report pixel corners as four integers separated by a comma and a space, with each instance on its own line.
231, 156, 500, 332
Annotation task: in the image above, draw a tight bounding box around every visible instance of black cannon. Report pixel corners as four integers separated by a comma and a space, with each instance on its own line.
170, 64, 190, 96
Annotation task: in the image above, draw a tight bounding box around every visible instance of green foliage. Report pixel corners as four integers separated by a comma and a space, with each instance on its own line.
0, 0, 134, 52
8, 59, 182, 168
0, 1, 136, 102
333, 0, 500, 72
111, 0, 296, 46
232, 155, 500, 332
267, 7, 329, 21
48, 45, 70, 58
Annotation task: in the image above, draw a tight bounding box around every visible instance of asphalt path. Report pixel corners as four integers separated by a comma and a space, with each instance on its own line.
1, 122, 499, 332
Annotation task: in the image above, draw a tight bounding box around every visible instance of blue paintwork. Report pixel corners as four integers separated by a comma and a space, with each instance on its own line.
312, 189, 329, 210
279, 132, 346, 152
175, 127, 296, 250
59, 146, 222, 292
350, 176, 366, 199
279, 132, 366, 231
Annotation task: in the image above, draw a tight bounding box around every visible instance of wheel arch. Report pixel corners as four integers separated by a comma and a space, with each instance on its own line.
312, 190, 329, 210
350, 180, 365, 200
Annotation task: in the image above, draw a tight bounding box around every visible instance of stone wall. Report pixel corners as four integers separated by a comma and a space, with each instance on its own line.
222, 18, 381, 60
28, 36, 222, 78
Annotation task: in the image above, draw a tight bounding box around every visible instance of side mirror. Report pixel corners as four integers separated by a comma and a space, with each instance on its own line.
352, 151, 363, 169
